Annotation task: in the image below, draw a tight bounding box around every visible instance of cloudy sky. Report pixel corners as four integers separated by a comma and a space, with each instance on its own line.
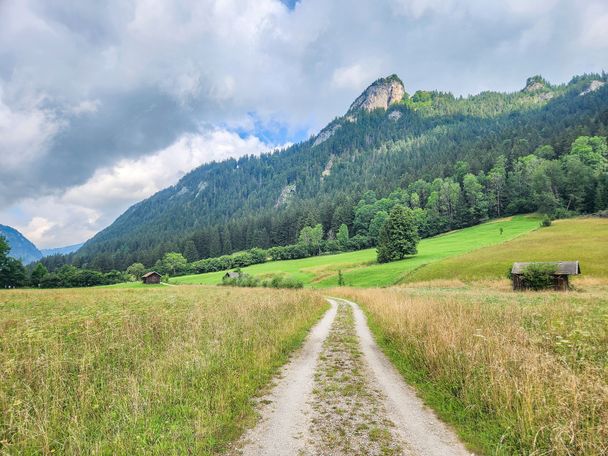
0, 0, 607, 248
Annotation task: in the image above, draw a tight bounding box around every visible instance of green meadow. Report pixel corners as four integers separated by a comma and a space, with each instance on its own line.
410, 217, 608, 282
172, 215, 541, 288
0, 287, 326, 454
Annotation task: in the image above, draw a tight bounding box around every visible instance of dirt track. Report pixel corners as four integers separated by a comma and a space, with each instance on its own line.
235, 297, 471, 455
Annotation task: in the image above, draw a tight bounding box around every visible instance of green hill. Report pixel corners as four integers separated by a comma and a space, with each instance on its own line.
73, 73, 608, 271
172, 215, 541, 288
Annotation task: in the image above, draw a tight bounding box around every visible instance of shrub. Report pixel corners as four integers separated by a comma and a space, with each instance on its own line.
264, 275, 304, 289
521, 263, 557, 291
541, 216, 552, 227
221, 272, 260, 288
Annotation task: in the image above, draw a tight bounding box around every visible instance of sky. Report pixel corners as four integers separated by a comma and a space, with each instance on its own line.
0, 0, 607, 248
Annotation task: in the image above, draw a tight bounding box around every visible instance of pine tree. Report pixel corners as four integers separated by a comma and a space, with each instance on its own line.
376, 205, 419, 263
221, 228, 233, 254
208, 227, 221, 257
183, 240, 200, 262
30, 263, 48, 286
337, 224, 350, 249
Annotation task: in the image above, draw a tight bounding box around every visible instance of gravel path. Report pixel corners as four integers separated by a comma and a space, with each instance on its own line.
233, 297, 471, 456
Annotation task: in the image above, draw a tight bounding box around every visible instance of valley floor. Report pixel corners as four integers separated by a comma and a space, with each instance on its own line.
2, 282, 607, 455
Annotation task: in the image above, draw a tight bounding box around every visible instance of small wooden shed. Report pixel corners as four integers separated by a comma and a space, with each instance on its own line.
223, 271, 241, 280
142, 271, 162, 284
511, 261, 580, 291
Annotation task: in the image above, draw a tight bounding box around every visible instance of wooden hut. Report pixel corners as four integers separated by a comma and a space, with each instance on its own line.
142, 271, 162, 284
511, 261, 580, 291
223, 271, 241, 280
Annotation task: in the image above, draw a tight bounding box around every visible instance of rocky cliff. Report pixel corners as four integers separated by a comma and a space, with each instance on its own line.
347, 75, 405, 113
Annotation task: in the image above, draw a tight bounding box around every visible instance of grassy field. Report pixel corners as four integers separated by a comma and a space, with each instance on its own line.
409, 217, 608, 283
173, 215, 540, 288
335, 283, 608, 455
0, 286, 326, 454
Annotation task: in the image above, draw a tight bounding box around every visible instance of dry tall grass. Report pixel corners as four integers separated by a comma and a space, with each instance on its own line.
0, 286, 326, 454
337, 285, 608, 455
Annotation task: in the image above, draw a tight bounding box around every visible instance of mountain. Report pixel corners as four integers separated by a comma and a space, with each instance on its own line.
75, 72, 608, 270
347, 74, 406, 113
41, 243, 83, 257
0, 225, 43, 264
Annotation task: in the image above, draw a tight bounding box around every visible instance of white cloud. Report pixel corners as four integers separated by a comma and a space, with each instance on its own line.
62, 130, 268, 209
71, 99, 100, 115
580, 4, 608, 48
332, 64, 380, 91
0, 88, 62, 170
0, 129, 269, 247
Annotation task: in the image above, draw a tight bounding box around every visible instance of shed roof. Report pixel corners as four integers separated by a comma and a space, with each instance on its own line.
142, 271, 161, 278
511, 261, 580, 275
224, 271, 240, 279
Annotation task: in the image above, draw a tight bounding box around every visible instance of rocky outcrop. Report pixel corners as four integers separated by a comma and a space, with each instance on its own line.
580, 80, 605, 96
275, 184, 296, 208
388, 110, 402, 121
313, 124, 341, 147
523, 75, 548, 93
321, 155, 335, 180
348, 75, 405, 113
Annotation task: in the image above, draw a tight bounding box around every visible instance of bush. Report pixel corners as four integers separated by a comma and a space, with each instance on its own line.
221, 272, 260, 287
349, 234, 371, 250
521, 263, 557, 291
268, 244, 310, 261
222, 272, 303, 289
552, 208, 576, 220
263, 275, 303, 289
541, 216, 552, 227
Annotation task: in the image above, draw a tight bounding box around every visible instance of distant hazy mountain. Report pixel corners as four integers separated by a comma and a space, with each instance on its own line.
41, 243, 84, 257
0, 224, 43, 264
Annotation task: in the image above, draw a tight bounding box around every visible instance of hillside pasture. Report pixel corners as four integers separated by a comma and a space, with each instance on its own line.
173, 215, 541, 288
0, 286, 326, 454
408, 217, 608, 283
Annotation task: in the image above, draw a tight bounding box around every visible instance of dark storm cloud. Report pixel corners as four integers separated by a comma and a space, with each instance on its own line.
43, 89, 196, 189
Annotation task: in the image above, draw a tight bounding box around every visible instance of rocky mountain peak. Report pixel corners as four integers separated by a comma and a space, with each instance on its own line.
523, 75, 549, 93
348, 74, 405, 113
580, 80, 605, 96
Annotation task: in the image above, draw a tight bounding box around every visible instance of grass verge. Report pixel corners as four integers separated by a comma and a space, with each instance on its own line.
0, 286, 327, 454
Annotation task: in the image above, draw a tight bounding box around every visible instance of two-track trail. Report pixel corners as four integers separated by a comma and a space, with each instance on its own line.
234, 298, 471, 456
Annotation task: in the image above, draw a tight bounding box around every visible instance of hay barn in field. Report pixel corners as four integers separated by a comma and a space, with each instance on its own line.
142, 271, 161, 284
511, 261, 580, 291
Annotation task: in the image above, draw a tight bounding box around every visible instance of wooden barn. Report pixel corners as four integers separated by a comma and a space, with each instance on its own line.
511, 261, 580, 291
142, 271, 162, 284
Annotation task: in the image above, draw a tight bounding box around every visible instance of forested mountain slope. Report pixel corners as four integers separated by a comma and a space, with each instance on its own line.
0, 225, 43, 264
75, 73, 608, 270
